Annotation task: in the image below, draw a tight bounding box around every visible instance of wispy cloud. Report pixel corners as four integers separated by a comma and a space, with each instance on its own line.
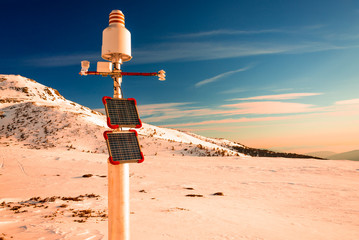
221, 101, 322, 115
271, 88, 295, 93
138, 102, 192, 113
138, 99, 324, 123
132, 41, 294, 64
170, 29, 283, 38
138, 102, 210, 122
230, 92, 323, 101
169, 25, 327, 39
162, 116, 292, 128
24, 23, 359, 67
195, 66, 252, 88
160, 102, 358, 129
137, 94, 359, 132
220, 88, 247, 94
26, 40, 354, 67
335, 98, 359, 105
25, 41, 292, 67
25, 52, 100, 67
300, 24, 326, 31
138, 40, 354, 64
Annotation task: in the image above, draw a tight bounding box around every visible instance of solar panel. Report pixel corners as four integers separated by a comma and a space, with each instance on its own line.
102, 96, 142, 129
104, 130, 144, 164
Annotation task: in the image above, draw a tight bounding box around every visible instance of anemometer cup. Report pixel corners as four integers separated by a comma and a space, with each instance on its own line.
80, 60, 90, 75
158, 70, 166, 81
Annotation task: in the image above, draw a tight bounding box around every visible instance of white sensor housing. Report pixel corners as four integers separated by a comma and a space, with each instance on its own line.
101, 10, 132, 62
97, 62, 113, 73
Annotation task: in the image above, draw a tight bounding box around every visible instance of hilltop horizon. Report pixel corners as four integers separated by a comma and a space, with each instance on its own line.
0, 74, 335, 160
2, 73, 357, 157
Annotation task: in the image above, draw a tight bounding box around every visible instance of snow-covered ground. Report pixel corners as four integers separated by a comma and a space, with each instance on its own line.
1, 74, 359, 239
1, 146, 359, 240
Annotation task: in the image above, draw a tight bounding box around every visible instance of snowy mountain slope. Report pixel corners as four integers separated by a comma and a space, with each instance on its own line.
327, 150, 359, 161
306, 151, 337, 159
0, 74, 244, 157
137, 123, 243, 156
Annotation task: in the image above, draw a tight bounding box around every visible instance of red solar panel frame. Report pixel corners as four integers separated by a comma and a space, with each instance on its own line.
104, 130, 144, 164
102, 96, 142, 129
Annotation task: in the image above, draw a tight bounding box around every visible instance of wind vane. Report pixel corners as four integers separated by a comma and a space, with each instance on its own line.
79, 10, 165, 240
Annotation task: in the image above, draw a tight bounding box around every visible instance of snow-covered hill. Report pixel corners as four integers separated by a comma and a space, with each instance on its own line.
1, 75, 358, 240
0, 74, 244, 157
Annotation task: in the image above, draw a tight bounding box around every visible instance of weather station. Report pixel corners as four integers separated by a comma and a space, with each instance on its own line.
80, 10, 165, 240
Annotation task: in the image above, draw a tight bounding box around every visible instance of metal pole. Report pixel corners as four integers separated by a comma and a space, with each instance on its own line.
108, 60, 130, 240
113, 60, 122, 98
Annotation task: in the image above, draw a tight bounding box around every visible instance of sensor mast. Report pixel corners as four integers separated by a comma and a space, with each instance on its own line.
80, 10, 165, 240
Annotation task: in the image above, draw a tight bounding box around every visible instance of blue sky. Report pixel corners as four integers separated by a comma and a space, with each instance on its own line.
1, 0, 359, 153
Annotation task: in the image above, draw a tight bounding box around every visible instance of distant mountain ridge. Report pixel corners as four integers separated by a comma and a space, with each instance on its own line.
327, 150, 359, 161
306, 150, 359, 161
0, 74, 322, 159
306, 151, 337, 159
